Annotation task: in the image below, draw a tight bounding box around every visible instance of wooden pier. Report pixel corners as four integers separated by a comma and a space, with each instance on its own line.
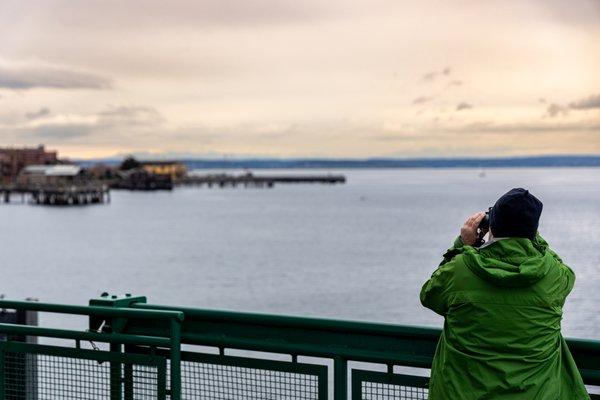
177, 172, 346, 188
0, 183, 110, 206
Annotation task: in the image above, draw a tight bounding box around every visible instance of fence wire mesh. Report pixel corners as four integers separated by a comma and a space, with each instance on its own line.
360, 381, 428, 400
178, 355, 324, 400
352, 370, 429, 400
2, 349, 161, 400
130, 364, 162, 398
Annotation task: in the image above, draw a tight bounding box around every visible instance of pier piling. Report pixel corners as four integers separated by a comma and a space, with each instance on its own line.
0, 183, 110, 206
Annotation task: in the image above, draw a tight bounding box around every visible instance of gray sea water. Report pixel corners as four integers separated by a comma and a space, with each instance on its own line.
0, 168, 598, 339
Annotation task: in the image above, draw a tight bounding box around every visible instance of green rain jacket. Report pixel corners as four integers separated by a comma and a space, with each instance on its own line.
420, 234, 589, 399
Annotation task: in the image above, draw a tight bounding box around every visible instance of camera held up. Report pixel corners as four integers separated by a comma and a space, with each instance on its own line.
474, 208, 491, 247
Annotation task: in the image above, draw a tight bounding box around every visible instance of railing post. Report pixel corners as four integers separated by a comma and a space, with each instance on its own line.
0, 344, 5, 400
334, 357, 348, 400
0, 305, 38, 400
124, 344, 133, 400
170, 318, 182, 400
110, 343, 122, 400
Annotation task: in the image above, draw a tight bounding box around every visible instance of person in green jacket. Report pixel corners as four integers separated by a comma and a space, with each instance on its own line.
421, 188, 589, 399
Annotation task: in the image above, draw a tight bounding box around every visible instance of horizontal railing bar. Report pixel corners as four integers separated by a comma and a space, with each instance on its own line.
566, 338, 600, 353
177, 332, 433, 366
128, 333, 600, 386
131, 302, 600, 349
131, 303, 440, 338
0, 300, 184, 321
128, 302, 600, 387
0, 323, 171, 346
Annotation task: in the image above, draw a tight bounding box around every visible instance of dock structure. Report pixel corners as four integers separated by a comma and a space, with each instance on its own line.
0, 164, 110, 205
178, 172, 346, 188
0, 183, 110, 205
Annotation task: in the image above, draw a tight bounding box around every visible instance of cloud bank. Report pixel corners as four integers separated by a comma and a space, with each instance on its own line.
0, 62, 111, 90
569, 93, 600, 110
0, 0, 598, 157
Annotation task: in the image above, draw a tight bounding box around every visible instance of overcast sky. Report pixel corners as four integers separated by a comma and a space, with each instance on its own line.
0, 0, 599, 159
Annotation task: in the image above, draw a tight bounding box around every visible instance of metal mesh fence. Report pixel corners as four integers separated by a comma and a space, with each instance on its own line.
352, 370, 429, 400
361, 381, 428, 400
2, 349, 162, 399
130, 364, 162, 397
181, 361, 319, 399
173, 352, 326, 400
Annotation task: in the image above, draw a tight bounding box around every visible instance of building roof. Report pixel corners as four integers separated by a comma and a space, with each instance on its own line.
46, 165, 82, 176
23, 165, 82, 176
22, 165, 51, 174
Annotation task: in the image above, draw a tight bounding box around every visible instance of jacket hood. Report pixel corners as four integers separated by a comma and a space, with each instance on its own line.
462, 236, 555, 287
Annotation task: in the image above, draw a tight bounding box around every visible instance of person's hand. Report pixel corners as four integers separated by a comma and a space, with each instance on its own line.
460, 211, 486, 246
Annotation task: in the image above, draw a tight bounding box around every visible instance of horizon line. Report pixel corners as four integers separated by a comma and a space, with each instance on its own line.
72, 153, 600, 162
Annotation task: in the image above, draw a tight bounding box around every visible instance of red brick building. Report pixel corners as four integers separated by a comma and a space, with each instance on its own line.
0, 145, 59, 183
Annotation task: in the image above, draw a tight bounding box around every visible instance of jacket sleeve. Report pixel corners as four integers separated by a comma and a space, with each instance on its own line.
420, 237, 463, 316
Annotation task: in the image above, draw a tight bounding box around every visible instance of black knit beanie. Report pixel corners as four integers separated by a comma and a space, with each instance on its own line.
489, 188, 543, 240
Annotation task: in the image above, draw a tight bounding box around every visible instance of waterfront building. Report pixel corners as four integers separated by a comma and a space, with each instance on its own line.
113, 168, 173, 190
17, 165, 92, 187
140, 160, 187, 181
89, 163, 120, 180
7, 165, 108, 205
0, 145, 59, 183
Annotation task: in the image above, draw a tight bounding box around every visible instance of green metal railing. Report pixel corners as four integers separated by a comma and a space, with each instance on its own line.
0, 294, 598, 399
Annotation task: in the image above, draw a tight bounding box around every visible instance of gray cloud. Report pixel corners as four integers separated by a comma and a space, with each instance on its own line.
456, 102, 473, 111
412, 96, 433, 105
97, 106, 164, 126
2, 105, 165, 144
421, 66, 452, 82
569, 93, 600, 109
421, 72, 438, 82
542, 93, 600, 117
0, 65, 111, 90
456, 120, 600, 134
19, 123, 95, 140
25, 107, 50, 120
546, 103, 568, 117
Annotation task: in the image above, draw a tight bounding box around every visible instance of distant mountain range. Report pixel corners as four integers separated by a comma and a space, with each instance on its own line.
77, 155, 600, 169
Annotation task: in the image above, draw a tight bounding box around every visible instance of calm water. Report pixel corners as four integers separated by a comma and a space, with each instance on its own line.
1, 168, 598, 338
